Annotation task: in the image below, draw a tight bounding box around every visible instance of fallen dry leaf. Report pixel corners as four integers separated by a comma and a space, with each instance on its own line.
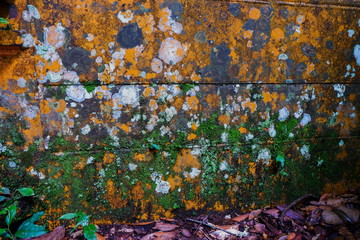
337, 205, 360, 222
141, 231, 177, 240
263, 208, 280, 218
130, 221, 155, 226
322, 210, 343, 225
249, 209, 262, 220
181, 228, 192, 238
95, 233, 106, 240
152, 222, 179, 231
214, 224, 239, 230
231, 213, 249, 222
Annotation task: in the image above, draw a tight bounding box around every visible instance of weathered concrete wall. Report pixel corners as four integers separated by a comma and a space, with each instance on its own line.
0, 0, 359, 223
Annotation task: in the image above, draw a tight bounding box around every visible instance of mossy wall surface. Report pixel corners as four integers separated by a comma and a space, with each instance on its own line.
0, 0, 359, 224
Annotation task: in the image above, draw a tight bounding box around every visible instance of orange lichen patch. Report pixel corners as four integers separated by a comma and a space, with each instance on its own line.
271, 28, 284, 41
103, 153, 115, 164
143, 86, 156, 97
248, 162, 256, 177
218, 114, 231, 125
119, 123, 131, 133
55, 99, 67, 113
190, 72, 201, 82
184, 200, 205, 211
238, 127, 248, 134
67, 108, 78, 118
336, 150, 347, 160
244, 30, 253, 39
262, 91, 278, 104
40, 100, 52, 114
213, 201, 225, 211
173, 149, 201, 173
249, 7, 261, 20
167, 175, 182, 190
23, 117, 43, 144
241, 98, 257, 113
131, 182, 145, 201
279, 93, 287, 102
187, 133, 197, 141
205, 94, 220, 108
185, 96, 199, 111
105, 179, 123, 209
349, 94, 357, 102
190, 123, 198, 131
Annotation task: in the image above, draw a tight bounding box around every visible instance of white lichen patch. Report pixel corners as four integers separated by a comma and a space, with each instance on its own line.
44, 23, 66, 48
63, 71, 80, 84
45, 71, 62, 83
21, 33, 35, 48
164, 106, 177, 121
146, 114, 159, 131
158, 7, 183, 34
81, 124, 91, 135
339, 140, 345, 146
66, 85, 88, 102
184, 168, 201, 178
278, 107, 290, 122
221, 132, 228, 143
300, 113, 311, 126
17, 78, 27, 88
35, 44, 59, 62
128, 163, 137, 171
333, 84, 346, 98
257, 148, 271, 164
112, 49, 126, 60
354, 44, 360, 66
0, 143, 7, 153
151, 58, 163, 73
159, 37, 187, 65
268, 123, 276, 137
113, 86, 140, 107
348, 29, 355, 37
24, 106, 39, 119
29, 168, 45, 180
278, 54, 288, 60
117, 10, 134, 23
22, 5, 40, 22
151, 172, 170, 194
300, 145, 311, 160
219, 161, 229, 171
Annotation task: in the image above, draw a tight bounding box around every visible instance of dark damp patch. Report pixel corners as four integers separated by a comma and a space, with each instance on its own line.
61, 47, 94, 75
110, 1, 118, 11
280, 9, 288, 19
285, 59, 295, 78
295, 62, 307, 73
195, 31, 207, 43
302, 43, 317, 57
228, 3, 241, 16
285, 24, 300, 36
116, 23, 144, 49
326, 40, 334, 50
161, 0, 183, 21
322, 72, 329, 81
199, 43, 232, 83
242, 7, 272, 52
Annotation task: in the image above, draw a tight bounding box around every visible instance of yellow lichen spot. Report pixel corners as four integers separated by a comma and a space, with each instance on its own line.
205, 94, 220, 108
103, 153, 115, 164
241, 98, 257, 113
248, 162, 256, 177
238, 127, 248, 134
120, 124, 131, 133
244, 30, 253, 39
262, 91, 278, 104
134, 153, 146, 162
218, 114, 231, 125
167, 175, 182, 190
186, 96, 199, 111
173, 149, 201, 173
191, 122, 198, 131
271, 28, 284, 41
213, 201, 224, 211
249, 8, 261, 20
187, 133, 197, 141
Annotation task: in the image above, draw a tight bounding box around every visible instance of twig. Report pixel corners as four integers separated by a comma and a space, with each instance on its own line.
192, 215, 208, 239
279, 194, 317, 231
187, 218, 241, 237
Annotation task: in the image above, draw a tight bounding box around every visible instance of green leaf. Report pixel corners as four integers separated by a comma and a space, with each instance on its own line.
5, 203, 17, 227
0, 228, 7, 235
276, 155, 285, 167
59, 212, 78, 220
18, 188, 35, 197
0, 18, 9, 24
26, 211, 45, 223
15, 211, 47, 238
0, 209, 6, 215
0, 187, 10, 195
83, 224, 97, 240
15, 223, 47, 238
76, 212, 89, 227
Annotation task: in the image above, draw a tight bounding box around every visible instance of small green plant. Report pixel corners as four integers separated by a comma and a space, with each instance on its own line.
0, 187, 47, 239
59, 212, 97, 240
0, 18, 9, 24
